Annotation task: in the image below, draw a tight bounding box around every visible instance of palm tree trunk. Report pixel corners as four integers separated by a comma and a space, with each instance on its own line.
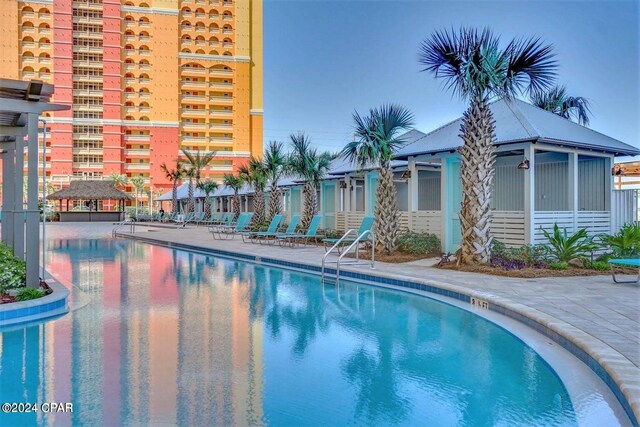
171, 181, 178, 214
204, 193, 212, 220
253, 187, 265, 225
187, 176, 194, 214
301, 182, 317, 229
268, 183, 281, 222
458, 97, 496, 264
232, 193, 240, 220
375, 161, 400, 254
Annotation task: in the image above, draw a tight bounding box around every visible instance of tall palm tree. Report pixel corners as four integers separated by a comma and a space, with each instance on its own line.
262, 141, 288, 222
238, 156, 268, 225
109, 173, 129, 189
130, 175, 146, 219
160, 161, 185, 214
530, 85, 591, 126
287, 132, 333, 228
341, 105, 414, 254
418, 27, 557, 264
223, 173, 244, 220
181, 149, 216, 214
197, 180, 218, 221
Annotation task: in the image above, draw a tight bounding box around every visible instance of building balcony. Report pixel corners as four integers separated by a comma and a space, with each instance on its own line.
74, 133, 103, 141
209, 82, 232, 89
194, 27, 205, 33
72, 60, 103, 68
72, 147, 103, 155
209, 69, 232, 76
195, 12, 206, 18
181, 11, 192, 18
39, 72, 51, 79
180, 94, 206, 100
181, 80, 206, 88
38, 28, 52, 35
124, 106, 136, 113
125, 163, 150, 170
222, 15, 233, 21
123, 92, 137, 99
22, 41, 35, 48
73, 1, 103, 10
22, 71, 36, 79
139, 106, 150, 113
22, 11, 35, 18
181, 108, 206, 115
73, 162, 103, 169
124, 149, 150, 156
181, 25, 192, 32
209, 137, 233, 144
139, 36, 150, 42
182, 122, 206, 130
139, 92, 150, 99
124, 78, 136, 85
209, 123, 233, 131
124, 134, 151, 141
209, 110, 233, 117
139, 50, 150, 56
73, 74, 103, 82
22, 56, 35, 63
194, 40, 206, 47
39, 43, 51, 49
75, 105, 103, 112
74, 45, 103, 54
208, 164, 233, 172
139, 22, 150, 28
72, 31, 103, 39
73, 16, 102, 25
209, 96, 232, 103
139, 64, 150, 70
124, 21, 136, 28
21, 27, 35, 34
124, 63, 136, 70
222, 29, 233, 35
180, 39, 191, 46
38, 13, 51, 20
139, 78, 150, 84
223, 42, 233, 48
72, 89, 103, 97
181, 67, 206, 74
181, 136, 207, 143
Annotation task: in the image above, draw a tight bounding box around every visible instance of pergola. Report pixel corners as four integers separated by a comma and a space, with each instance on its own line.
0, 79, 69, 287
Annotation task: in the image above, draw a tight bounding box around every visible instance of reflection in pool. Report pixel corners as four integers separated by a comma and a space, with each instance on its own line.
0, 231, 580, 426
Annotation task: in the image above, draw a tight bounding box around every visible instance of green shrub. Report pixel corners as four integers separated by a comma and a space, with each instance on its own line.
549, 261, 568, 270
583, 260, 611, 271
0, 243, 26, 293
542, 224, 597, 263
396, 231, 441, 255
598, 223, 640, 260
16, 288, 45, 301
492, 240, 546, 268
322, 229, 344, 239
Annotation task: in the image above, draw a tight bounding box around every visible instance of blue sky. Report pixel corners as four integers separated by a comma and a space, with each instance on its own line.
263, 0, 639, 155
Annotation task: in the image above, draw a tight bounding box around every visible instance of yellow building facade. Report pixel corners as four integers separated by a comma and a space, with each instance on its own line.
0, 0, 263, 200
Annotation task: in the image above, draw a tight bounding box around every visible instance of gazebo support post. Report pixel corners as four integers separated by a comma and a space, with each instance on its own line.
1, 141, 16, 247
25, 113, 40, 287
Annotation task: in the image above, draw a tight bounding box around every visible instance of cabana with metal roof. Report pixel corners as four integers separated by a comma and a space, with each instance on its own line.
0, 78, 69, 287
388, 98, 640, 252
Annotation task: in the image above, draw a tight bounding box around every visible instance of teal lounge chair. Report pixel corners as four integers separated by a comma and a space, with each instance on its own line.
204, 212, 223, 225
241, 214, 285, 243
322, 216, 374, 253
175, 212, 194, 226
211, 212, 253, 240
608, 258, 640, 284
277, 215, 323, 247
208, 212, 235, 232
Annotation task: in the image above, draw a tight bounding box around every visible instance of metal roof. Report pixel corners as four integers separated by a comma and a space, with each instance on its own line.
393, 98, 639, 159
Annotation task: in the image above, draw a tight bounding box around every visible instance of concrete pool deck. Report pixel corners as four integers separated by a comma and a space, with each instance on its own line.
114, 223, 640, 422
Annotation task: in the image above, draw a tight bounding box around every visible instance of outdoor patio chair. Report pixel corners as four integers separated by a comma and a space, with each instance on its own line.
203, 212, 222, 225
174, 212, 194, 225
208, 212, 235, 232
211, 212, 254, 240
241, 214, 287, 244
277, 215, 323, 247
608, 258, 640, 284
322, 216, 375, 253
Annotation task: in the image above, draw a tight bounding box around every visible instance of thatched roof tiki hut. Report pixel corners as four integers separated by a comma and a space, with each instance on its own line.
48, 180, 132, 222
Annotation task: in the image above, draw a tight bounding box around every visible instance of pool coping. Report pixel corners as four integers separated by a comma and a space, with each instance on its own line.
117, 232, 640, 426
0, 280, 69, 327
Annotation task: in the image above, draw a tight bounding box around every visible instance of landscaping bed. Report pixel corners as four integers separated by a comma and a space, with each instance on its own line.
437, 261, 637, 278
0, 243, 50, 304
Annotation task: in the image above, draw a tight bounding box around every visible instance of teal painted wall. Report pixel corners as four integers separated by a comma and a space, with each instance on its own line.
321, 181, 336, 229
444, 157, 462, 253
366, 172, 378, 215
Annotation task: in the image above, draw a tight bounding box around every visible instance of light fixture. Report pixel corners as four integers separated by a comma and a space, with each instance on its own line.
339, 181, 347, 189
401, 170, 411, 180
0, 149, 7, 154
612, 167, 626, 176
517, 158, 530, 170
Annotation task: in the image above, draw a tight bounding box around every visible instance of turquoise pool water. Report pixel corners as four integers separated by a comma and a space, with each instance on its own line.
0, 230, 581, 426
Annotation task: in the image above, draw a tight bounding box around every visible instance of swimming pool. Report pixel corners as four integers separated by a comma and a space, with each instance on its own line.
0, 226, 628, 426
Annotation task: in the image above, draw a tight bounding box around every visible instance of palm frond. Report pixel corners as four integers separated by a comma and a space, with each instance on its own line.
503, 37, 557, 96
531, 85, 592, 126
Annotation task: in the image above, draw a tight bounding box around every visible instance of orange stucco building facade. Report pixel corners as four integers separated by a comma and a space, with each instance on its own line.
0, 0, 263, 202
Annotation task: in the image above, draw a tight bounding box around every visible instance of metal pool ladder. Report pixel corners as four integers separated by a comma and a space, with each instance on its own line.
321, 229, 375, 285
112, 220, 135, 237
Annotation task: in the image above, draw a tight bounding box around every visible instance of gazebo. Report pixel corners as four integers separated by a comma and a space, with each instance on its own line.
48, 180, 132, 222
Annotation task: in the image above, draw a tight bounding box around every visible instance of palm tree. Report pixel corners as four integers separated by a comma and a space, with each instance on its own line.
262, 141, 288, 222
109, 173, 129, 189
197, 180, 218, 221
287, 132, 333, 228
341, 105, 414, 254
418, 27, 557, 264
238, 156, 268, 225
130, 176, 146, 219
181, 149, 216, 214
223, 173, 244, 220
530, 85, 591, 126
160, 161, 185, 214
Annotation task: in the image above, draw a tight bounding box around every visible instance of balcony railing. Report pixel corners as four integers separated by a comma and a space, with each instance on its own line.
209, 123, 233, 130
180, 94, 206, 100
125, 163, 150, 170
181, 80, 206, 87
22, 41, 35, 48
181, 67, 206, 74
124, 134, 151, 141
209, 96, 232, 103
39, 43, 51, 49
182, 123, 206, 129
209, 110, 233, 116
209, 82, 233, 89
124, 149, 150, 156
181, 136, 207, 143
181, 109, 206, 115
22, 57, 35, 63
209, 68, 232, 75
73, 162, 104, 169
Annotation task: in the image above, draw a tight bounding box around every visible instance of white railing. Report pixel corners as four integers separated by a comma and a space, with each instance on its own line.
408, 210, 440, 236
533, 211, 611, 244
336, 211, 365, 231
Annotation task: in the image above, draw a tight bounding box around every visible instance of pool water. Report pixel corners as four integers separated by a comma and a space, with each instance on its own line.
0, 230, 582, 426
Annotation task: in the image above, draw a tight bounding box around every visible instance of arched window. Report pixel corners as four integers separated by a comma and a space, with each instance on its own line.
181, 7, 191, 14
139, 59, 150, 65
39, 67, 50, 73
223, 51, 232, 56
125, 101, 134, 107
125, 44, 134, 50
125, 16, 134, 22
22, 36, 34, 43
125, 30, 135, 36
222, 11, 232, 19
195, 22, 205, 29
39, 23, 50, 29
139, 31, 149, 37
39, 52, 50, 58
125, 58, 135, 64
139, 116, 150, 121
22, 21, 34, 29
209, 23, 219, 31
139, 17, 150, 24
223, 24, 233, 33
209, 9, 219, 18
181, 48, 191, 53
125, 87, 135, 93
139, 2, 150, 7
195, 49, 205, 54
139, 45, 149, 52
139, 102, 150, 108
22, 51, 34, 58
139, 88, 150, 94
209, 36, 219, 44
139, 73, 150, 79
125, 72, 134, 78
209, 50, 219, 56
22, 6, 34, 12
125, 115, 135, 120
22, 66, 34, 72
38, 8, 50, 14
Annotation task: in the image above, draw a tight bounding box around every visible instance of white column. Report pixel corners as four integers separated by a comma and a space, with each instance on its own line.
1, 142, 16, 246
408, 159, 419, 211
439, 158, 448, 252
26, 114, 40, 286
523, 145, 535, 244
343, 177, 351, 212
605, 156, 613, 233
568, 152, 578, 232
13, 135, 25, 259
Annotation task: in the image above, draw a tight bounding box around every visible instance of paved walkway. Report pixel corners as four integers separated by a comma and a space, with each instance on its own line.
117, 222, 640, 419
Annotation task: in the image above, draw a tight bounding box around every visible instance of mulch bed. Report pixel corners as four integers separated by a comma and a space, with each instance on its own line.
345, 251, 438, 263
437, 261, 638, 278
0, 295, 17, 304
